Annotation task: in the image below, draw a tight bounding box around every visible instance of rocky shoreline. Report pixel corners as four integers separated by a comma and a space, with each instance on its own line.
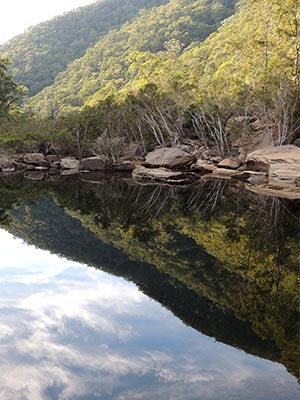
1, 143, 300, 199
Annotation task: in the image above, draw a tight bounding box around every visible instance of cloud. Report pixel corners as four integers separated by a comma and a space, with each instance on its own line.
0, 229, 298, 400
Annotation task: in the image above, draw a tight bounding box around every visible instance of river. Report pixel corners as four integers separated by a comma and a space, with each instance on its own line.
0, 174, 298, 399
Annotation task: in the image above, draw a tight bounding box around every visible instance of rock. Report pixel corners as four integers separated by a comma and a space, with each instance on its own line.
218, 158, 241, 169
246, 145, 300, 165
293, 138, 300, 148
144, 147, 195, 169
212, 168, 239, 178
210, 156, 223, 163
177, 144, 194, 154
21, 153, 46, 165
132, 166, 195, 184
1, 167, 16, 173
246, 145, 300, 185
110, 161, 135, 172
61, 157, 80, 170
269, 163, 300, 185
45, 155, 59, 163
190, 160, 217, 173
123, 143, 143, 159
80, 156, 107, 171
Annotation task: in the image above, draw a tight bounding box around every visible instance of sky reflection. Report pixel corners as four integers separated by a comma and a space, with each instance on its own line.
0, 229, 298, 400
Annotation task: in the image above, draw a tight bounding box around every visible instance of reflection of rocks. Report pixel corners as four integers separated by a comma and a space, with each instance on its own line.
24, 172, 46, 181
232, 171, 267, 184
245, 183, 300, 200
133, 166, 195, 184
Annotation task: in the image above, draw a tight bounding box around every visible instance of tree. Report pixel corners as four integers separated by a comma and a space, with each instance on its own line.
0, 57, 23, 119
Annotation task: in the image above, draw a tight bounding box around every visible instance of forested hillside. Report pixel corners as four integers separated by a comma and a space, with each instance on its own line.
0, 0, 167, 96
1, 0, 300, 159
27, 0, 238, 116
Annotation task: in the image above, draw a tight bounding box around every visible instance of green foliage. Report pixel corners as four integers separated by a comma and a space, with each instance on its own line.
0, 57, 23, 119
0, 0, 168, 97
26, 0, 238, 117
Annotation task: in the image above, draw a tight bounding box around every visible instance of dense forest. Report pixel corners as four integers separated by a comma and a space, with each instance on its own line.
0, 0, 168, 97
0, 0, 300, 158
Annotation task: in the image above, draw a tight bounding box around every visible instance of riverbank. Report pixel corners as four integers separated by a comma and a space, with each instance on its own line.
1, 143, 300, 199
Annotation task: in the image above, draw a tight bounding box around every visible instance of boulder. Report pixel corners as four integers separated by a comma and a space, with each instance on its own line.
269, 163, 300, 185
218, 158, 241, 169
21, 153, 46, 165
45, 155, 59, 163
246, 145, 300, 165
123, 143, 143, 159
61, 157, 80, 170
246, 145, 300, 185
110, 161, 135, 172
144, 147, 195, 169
190, 160, 217, 173
132, 166, 195, 184
80, 156, 107, 171
212, 168, 239, 178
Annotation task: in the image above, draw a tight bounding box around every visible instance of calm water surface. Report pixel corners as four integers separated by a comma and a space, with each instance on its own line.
0, 175, 298, 399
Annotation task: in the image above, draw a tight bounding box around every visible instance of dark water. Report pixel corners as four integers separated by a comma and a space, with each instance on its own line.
0, 174, 299, 399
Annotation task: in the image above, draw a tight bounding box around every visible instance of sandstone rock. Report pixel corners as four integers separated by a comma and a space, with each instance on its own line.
123, 143, 143, 159
45, 155, 59, 163
190, 160, 217, 173
61, 157, 80, 170
212, 168, 239, 178
218, 158, 241, 169
110, 161, 135, 172
293, 138, 300, 147
210, 156, 223, 163
145, 147, 195, 169
80, 156, 107, 171
1, 167, 16, 173
21, 153, 45, 165
246, 145, 300, 165
133, 166, 195, 184
269, 163, 300, 185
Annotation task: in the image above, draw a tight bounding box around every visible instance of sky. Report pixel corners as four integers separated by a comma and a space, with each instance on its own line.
0, 0, 96, 45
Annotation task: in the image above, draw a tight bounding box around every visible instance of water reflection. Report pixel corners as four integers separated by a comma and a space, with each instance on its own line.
0, 230, 298, 400
0, 175, 299, 399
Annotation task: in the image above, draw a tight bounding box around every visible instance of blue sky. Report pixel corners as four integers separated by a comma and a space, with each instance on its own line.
0, 0, 96, 44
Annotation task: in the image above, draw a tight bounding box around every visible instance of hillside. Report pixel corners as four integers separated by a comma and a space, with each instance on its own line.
26, 0, 238, 116
0, 0, 167, 96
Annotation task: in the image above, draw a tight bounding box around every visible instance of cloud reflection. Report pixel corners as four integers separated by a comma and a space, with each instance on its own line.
0, 229, 298, 400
